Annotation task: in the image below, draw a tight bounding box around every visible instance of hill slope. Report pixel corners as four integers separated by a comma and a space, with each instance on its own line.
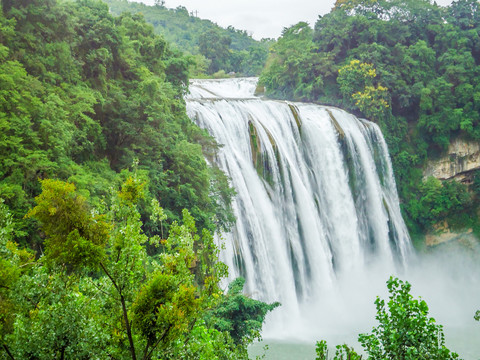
0, 0, 234, 248
104, 0, 272, 75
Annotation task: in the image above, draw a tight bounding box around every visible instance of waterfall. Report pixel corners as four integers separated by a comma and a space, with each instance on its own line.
186, 77, 413, 339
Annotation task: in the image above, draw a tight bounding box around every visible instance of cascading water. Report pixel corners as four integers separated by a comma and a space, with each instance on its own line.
186, 77, 412, 333
186, 78, 480, 358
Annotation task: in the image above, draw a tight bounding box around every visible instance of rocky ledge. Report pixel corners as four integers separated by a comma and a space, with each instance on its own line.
423, 138, 480, 182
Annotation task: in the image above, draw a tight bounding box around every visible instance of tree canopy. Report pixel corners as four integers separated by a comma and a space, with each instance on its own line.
0, 0, 235, 249
316, 277, 460, 360
104, 0, 273, 76
1, 177, 276, 359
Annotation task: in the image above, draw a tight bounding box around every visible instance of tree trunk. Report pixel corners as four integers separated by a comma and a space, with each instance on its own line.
120, 294, 137, 360
2, 344, 15, 360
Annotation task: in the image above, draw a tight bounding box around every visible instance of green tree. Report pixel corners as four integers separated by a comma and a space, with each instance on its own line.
8, 268, 110, 359
26, 179, 109, 272
317, 277, 460, 360
352, 84, 390, 121
260, 22, 324, 101
405, 177, 473, 230
337, 59, 391, 122
359, 277, 460, 359
316, 340, 361, 360
1, 0, 235, 248
198, 29, 233, 73
0, 199, 35, 357
337, 60, 377, 102
104, 0, 269, 76
22, 177, 253, 360
205, 277, 279, 355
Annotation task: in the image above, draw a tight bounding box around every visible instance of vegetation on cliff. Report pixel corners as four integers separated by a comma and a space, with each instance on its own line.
0, 178, 276, 359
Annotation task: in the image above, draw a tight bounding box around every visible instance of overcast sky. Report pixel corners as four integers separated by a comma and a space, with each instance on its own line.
131, 0, 456, 40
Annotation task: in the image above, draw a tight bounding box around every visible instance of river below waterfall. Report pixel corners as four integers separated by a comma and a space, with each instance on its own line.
186, 78, 480, 359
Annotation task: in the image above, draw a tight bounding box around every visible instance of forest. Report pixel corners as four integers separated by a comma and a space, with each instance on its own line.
1, 0, 480, 358
0, 0, 277, 358
104, 0, 273, 77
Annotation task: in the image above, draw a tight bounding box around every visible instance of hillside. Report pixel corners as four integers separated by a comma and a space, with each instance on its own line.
0, 1, 278, 358
103, 0, 272, 76
0, 0, 235, 249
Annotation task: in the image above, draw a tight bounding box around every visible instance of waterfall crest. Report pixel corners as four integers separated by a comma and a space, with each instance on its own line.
186, 77, 413, 338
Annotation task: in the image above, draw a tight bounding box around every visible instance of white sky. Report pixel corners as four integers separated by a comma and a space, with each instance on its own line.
131, 0, 456, 40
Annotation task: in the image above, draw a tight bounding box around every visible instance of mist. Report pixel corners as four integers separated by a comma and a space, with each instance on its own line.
130, 0, 457, 39
260, 243, 480, 359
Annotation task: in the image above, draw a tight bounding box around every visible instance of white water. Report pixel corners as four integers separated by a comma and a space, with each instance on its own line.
186, 78, 480, 357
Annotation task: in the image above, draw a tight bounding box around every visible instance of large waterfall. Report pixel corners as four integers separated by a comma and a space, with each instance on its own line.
187, 78, 415, 336
185, 78, 480, 357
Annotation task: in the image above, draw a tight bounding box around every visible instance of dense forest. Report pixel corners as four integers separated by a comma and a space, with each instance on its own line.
104, 0, 272, 77
0, 0, 238, 249
0, 0, 278, 358
260, 0, 480, 242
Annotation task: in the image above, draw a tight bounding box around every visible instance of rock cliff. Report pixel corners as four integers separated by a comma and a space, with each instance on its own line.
423, 138, 480, 182
422, 138, 479, 247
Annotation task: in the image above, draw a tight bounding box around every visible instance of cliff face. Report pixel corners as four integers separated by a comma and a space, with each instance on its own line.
423, 138, 480, 182
425, 224, 475, 247
422, 138, 480, 247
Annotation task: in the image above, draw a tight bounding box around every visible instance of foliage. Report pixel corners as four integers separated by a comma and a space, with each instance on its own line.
260, 0, 480, 234
405, 177, 473, 230
0, 0, 235, 248
352, 85, 390, 122
168, 320, 241, 360
1, 178, 274, 359
316, 340, 362, 360
26, 179, 109, 272
198, 29, 238, 74
8, 268, 111, 359
0, 199, 34, 347
337, 60, 377, 104
205, 277, 280, 351
359, 277, 459, 359
317, 277, 460, 360
337, 59, 390, 122
103, 0, 272, 76
260, 22, 324, 101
